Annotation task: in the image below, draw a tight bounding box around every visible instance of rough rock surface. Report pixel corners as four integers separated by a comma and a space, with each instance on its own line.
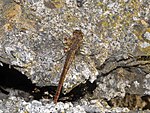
0, 0, 150, 112
0, 95, 130, 113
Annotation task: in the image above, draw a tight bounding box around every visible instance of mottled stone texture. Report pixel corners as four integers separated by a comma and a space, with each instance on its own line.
0, 0, 150, 106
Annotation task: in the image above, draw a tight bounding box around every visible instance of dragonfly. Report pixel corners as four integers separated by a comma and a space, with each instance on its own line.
54, 30, 84, 104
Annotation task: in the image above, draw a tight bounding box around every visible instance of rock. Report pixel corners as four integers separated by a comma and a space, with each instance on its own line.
0, 96, 130, 113
0, 0, 150, 112
0, 0, 98, 93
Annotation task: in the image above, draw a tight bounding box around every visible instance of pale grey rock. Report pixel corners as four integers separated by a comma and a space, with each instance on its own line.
0, 0, 99, 93
0, 96, 131, 113
0, 0, 150, 112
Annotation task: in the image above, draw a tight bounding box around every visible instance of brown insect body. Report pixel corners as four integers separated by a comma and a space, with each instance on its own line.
54, 30, 83, 104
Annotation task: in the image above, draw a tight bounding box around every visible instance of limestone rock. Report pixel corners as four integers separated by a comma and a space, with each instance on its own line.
0, 0, 150, 103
